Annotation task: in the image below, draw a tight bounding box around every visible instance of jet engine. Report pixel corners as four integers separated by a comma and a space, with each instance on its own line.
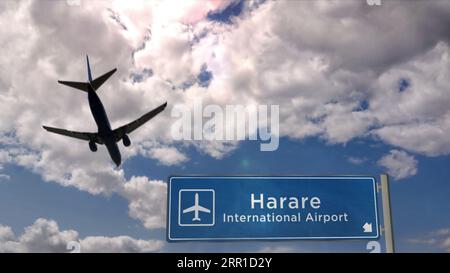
122, 134, 131, 147
89, 141, 97, 152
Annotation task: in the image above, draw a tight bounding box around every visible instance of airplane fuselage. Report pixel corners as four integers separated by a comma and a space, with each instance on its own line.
87, 84, 121, 166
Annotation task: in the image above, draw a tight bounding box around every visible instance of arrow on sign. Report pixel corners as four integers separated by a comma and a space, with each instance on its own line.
363, 223, 373, 233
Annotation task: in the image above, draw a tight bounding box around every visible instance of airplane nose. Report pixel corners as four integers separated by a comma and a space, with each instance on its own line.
114, 158, 121, 167
111, 150, 121, 167
113, 154, 121, 167
105, 140, 122, 167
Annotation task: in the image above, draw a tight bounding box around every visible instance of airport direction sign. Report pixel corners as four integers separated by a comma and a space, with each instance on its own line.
167, 176, 379, 241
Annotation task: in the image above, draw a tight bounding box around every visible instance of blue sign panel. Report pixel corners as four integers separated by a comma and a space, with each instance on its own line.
168, 176, 379, 241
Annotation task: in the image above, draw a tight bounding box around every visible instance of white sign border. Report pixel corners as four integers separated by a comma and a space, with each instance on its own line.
168, 176, 380, 241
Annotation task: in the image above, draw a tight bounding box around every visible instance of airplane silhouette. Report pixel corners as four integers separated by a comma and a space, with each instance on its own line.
43, 56, 167, 167
182, 193, 211, 221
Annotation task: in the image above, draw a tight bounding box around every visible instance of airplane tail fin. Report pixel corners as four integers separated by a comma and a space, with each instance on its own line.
86, 54, 117, 91
87, 55, 93, 82
58, 56, 117, 92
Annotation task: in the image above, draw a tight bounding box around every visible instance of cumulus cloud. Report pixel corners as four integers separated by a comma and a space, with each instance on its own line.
0, 218, 78, 253
138, 142, 188, 166
80, 236, 164, 253
148, 146, 187, 166
370, 42, 450, 156
377, 150, 418, 180
0, 225, 16, 242
0, 218, 164, 253
121, 176, 167, 229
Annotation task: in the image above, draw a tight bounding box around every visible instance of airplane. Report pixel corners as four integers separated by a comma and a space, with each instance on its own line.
182, 193, 211, 221
43, 56, 167, 167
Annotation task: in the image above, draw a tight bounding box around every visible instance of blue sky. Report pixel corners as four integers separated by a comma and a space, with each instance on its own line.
1, 0, 450, 252
2, 136, 450, 252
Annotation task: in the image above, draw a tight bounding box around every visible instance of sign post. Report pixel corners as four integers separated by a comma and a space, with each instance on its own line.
168, 176, 379, 241
380, 174, 395, 253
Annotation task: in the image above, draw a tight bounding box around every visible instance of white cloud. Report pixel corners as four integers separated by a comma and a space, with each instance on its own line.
409, 228, 450, 252
121, 176, 167, 229
370, 42, 450, 156
80, 236, 164, 253
0, 225, 16, 242
377, 150, 418, 180
0, 218, 164, 253
0, 218, 78, 253
139, 143, 188, 166
347, 156, 368, 165
192, 140, 239, 159
148, 146, 187, 166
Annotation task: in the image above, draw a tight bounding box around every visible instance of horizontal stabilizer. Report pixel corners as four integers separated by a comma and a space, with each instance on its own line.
91, 68, 117, 91
57, 81, 89, 92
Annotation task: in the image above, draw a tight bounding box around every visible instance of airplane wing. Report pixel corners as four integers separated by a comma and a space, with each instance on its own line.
42, 126, 100, 143
182, 206, 196, 213
113, 102, 167, 139
197, 206, 211, 213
